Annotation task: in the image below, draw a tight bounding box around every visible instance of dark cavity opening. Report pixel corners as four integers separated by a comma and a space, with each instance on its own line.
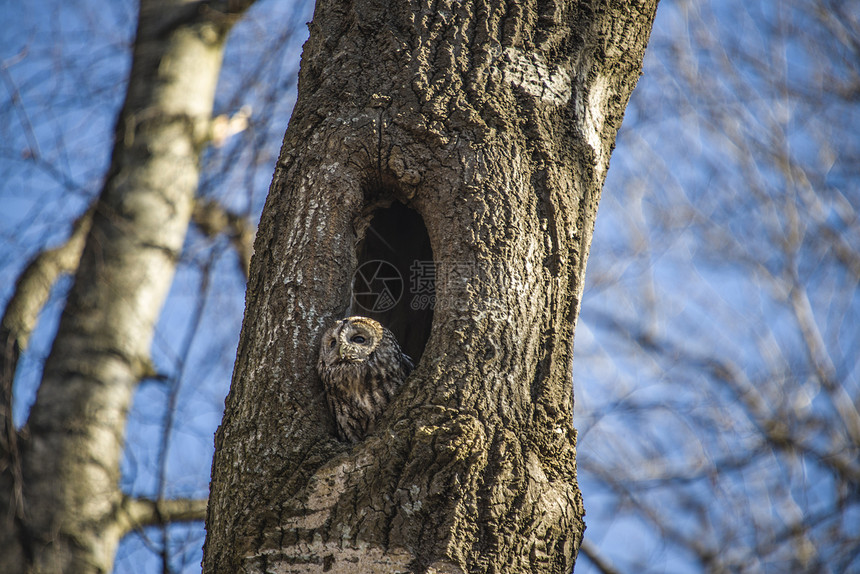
351, 202, 433, 365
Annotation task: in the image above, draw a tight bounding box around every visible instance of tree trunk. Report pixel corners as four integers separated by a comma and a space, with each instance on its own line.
0, 1, 253, 572
204, 0, 657, 572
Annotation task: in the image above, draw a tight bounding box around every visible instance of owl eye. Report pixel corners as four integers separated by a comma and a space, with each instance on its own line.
328, 338, 336, 348
350, 335, 366, 344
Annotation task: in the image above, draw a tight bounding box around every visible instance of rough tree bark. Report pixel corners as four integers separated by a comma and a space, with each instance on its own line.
0, 1, 254, 572
204, 0, 657, 572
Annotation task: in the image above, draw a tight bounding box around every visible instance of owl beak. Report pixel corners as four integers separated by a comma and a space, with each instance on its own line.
338, 345, 354, 361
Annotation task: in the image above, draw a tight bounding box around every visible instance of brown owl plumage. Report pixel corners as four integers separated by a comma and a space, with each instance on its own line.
317, 316, 414, 442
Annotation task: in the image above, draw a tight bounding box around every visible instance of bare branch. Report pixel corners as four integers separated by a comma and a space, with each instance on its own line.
118, 496, 208, 535
192, 198, 254, 278
1, 206, 94, 365
787, 278, 860, 445
1, 205, 93, 497
209, 106, 251, 147
579, 538, 623, 574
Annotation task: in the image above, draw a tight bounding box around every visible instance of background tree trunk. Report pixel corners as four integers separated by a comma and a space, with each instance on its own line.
0, 1, 254, 572
205, 0, 658, 572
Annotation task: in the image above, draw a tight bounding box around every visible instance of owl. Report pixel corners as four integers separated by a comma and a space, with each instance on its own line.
317, 316, 414, 442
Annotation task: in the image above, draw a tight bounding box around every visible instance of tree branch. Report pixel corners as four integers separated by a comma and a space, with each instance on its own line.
192, 198, 254, 278
1, 206, 93, 477
1, 206, 94, 373
118, 495, 208, 536
580, 538, 623, 574
787, 278, 860, 446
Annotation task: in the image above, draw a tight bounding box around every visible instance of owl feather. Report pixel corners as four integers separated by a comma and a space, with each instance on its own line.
317, 316, 413, 442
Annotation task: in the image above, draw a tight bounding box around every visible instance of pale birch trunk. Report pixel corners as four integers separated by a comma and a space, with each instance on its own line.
0, 1, 254, 572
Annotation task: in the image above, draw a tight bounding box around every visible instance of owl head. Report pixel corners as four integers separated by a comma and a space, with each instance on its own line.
318, 316, 385, 367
